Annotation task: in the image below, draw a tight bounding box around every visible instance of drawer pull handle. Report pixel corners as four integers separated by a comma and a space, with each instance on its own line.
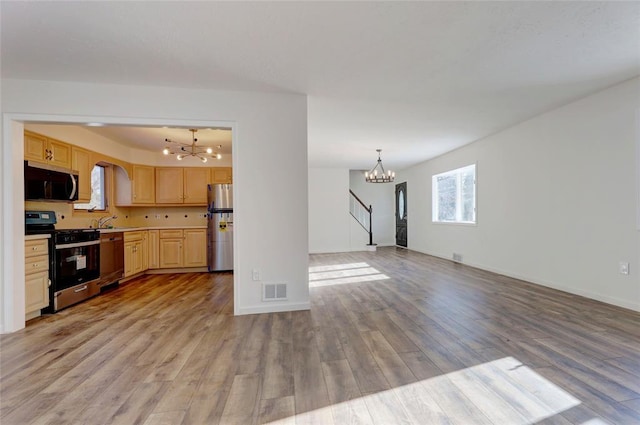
74, 285, 88, 293
32, 264, 38, 268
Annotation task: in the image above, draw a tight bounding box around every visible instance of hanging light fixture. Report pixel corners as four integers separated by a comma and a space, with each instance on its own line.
365, 149, 394, 183
162, 129, 222, 163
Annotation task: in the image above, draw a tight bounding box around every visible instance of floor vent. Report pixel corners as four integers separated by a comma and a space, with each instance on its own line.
263, 283, 287, 301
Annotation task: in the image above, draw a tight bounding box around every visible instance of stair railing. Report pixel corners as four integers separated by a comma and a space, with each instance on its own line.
349, 190, 373, 246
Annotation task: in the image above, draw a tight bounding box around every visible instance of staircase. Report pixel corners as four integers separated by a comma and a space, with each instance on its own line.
349, 190, 374, 249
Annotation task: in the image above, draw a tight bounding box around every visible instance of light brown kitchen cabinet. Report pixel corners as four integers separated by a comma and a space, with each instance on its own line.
148, 230, 159, 269
183, 229, 207, 267
141, 231, 149, 271
24, 238, 50, 314
124, 242, 134, 277
156, 167, 209, 205
155, 167, 184, 204
158, 228, 207, 268
24, 131, 72, 169
159, 235, 183, 268
183, 168, 209, 204
132, 165, 155, 204
48, 138, 72, 169
24, 132, 48, 163
210, 167, 232, 184
71, 146, 92, 202
124, 231, 147, 277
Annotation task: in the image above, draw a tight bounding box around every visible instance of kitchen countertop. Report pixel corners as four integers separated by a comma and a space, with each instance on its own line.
98, 226, 207, 234
25, 234, 51, 241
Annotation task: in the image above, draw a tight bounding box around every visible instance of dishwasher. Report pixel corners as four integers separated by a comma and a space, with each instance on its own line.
97, 232, 124, 290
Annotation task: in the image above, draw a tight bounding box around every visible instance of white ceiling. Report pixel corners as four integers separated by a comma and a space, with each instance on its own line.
2, 2, 639, 171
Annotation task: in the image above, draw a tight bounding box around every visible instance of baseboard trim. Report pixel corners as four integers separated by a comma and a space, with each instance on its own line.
145, 267, 208, 274
417, 248, 640, 313
25, 310, 41, 321
237, 302, 310, 315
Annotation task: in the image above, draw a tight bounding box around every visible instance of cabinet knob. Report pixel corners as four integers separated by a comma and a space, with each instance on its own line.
32, 247, 38, 251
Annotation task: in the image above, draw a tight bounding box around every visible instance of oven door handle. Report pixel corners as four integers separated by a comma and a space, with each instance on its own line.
55, 240, 100, 249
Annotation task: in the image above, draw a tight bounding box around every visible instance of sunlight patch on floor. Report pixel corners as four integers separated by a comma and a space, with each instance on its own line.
308, 262, 371, 273
309, 262, 389, 287
267, 357, 587, 425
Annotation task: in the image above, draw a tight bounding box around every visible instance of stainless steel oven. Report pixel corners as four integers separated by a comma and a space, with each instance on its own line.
53, 229, 100, 311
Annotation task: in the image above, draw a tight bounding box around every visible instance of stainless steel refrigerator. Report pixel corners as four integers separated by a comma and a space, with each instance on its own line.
207, 184, 233, 271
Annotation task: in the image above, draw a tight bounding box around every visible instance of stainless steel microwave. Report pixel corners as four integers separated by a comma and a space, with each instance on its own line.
24, 161, 79, 202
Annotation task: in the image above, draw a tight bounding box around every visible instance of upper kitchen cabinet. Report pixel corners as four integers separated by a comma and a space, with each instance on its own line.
24, 131, 72, 169
24, 131, 47, 162
71, 146, 92, 202
115, 164, 155, 206
183, 168, 209, 204
132, 165, 155, 204
156, 167, 209, 205
155, 167, 184, 204
210, 167, 232, 184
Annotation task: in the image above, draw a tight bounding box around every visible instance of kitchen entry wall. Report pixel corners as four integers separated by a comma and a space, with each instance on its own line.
2, 78, 309, 333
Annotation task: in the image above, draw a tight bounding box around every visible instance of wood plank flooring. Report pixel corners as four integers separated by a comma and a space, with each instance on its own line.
1, 247, 639, 424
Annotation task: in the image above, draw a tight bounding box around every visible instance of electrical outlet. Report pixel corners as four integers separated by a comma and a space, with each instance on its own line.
453, 253, 463, 262
252, 269, 261, 281
619, 261, 629, 275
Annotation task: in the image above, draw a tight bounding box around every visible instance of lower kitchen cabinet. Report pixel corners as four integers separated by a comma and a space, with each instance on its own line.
25, 271, 49, 314
159, 236, 183, 268
141, 231, 149, 271
24, 238, 50, 314
158, 228, 207, 268
148, 230, 159, 269
121, 228, 206, 275
183, 229, 207, 267
124, 231, 147, 277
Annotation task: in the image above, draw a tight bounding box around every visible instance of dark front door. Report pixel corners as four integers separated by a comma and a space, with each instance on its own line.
395, 182, 407, 247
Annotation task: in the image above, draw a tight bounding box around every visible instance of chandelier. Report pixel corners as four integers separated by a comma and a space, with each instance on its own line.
162, 129, 222, 163
365, 149, 394, 183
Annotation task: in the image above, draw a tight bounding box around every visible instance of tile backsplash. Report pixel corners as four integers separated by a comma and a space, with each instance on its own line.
24, 201, 207, 229
127, 207, 208, 227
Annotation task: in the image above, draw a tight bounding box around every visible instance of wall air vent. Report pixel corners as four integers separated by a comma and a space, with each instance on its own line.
263, 283, 287, 301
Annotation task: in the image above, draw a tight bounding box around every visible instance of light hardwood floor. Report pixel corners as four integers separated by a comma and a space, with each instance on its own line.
1, 247, 639, 424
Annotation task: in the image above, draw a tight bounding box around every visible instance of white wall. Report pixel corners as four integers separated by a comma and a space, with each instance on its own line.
308, 168, 351, 253
307, 168, 396, 252
1, 79, 309, 332
398, 77, 640, 312
349, 170, 396, 247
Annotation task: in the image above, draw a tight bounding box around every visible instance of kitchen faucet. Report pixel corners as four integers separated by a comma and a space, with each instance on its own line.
98, 215, 117, 228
